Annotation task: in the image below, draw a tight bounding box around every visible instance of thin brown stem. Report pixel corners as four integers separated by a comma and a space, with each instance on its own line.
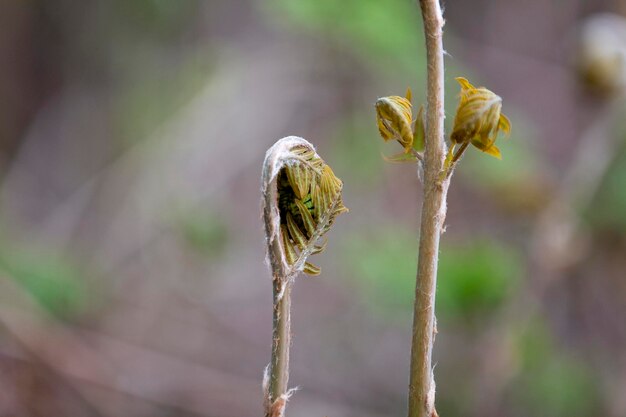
408, 1, 447, 417
262, 139, 298, 417
411, 148, 425, 161
266, 278, 292, 417
451, 142, 469, 163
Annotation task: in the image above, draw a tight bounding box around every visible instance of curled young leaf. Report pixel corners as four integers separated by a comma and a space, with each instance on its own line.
382, 151, 422, 164
262, 137, 348, 279
281, 225, 298, 265
450, 77, 511, 160
413, 105, 425, 152
303, 262, 321, 276
311, 239, 327, 255
286, 212, 307, 250
375, 89, 425, 168
375, 89, 415, 153
295, 198, 317, 237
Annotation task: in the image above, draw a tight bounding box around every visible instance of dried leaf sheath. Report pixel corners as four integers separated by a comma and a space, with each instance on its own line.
261, 136, 347, 417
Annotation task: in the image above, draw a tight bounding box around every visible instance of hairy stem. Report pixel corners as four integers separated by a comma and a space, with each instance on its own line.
408, 1, 447, 417
264, 190, 343, 417
268, 277, 291, 417
262, 140, 294, 417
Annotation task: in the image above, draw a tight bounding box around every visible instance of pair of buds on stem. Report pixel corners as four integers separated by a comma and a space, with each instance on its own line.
376, 77, 511, 175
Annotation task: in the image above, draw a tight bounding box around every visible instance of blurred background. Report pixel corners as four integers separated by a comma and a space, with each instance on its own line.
0, 0, 625, 416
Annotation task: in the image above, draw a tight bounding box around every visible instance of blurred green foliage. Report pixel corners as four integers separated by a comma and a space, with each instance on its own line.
587, 148, 626, 232
75, 0, 215, 147
342, 228, 416, 318
329, 116, 386, 187
437, 239, 522, 321
263, 0, 425, 75
114, 52, 214, 146
0, 248, 85, 319
460, 113, 538, 187
342, 230, 521, 321
114, 0, 200, 37
177, 209, 229, 257
512, 321, 601, 417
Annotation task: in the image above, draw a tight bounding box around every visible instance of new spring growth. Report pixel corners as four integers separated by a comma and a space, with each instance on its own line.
262, 137, 347, 417
375, 88, 425, 163
447, 77, 511, 167
262, 137, 348, 279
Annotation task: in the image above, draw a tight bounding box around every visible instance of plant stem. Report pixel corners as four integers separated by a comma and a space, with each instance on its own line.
452, 142, 469, 164
267, 277, 292, 417
408, 1, 447, 417
264, 190, 343, 417
262, 145, 293, 417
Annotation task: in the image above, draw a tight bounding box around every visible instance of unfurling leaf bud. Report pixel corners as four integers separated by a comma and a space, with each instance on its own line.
376, 88, 415, 153
262, 137, 348, 278
450, 77, 510, 160
375, 88, 424, 164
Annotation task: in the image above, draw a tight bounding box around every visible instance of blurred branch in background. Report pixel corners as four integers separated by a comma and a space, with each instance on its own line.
470, 91, 622, 410
468, 15, 626, 415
